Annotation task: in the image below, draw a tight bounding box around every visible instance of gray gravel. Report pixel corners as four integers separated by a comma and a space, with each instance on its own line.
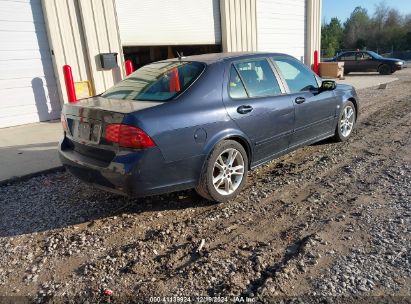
313, 165, 411, 296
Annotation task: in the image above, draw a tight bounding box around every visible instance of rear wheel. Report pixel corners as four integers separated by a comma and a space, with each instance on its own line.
334, 101, 356, 142
196, 140, 248, 203
379, 64, 392, 75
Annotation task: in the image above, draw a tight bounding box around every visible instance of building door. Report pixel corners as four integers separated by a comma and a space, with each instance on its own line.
115, 0, 221, 47
0, 0, 60, 128
256, 0, 306, 61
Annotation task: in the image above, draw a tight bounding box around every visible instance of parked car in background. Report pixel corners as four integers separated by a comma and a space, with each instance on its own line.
59, 52, 359, 203
325, 51, 404, 75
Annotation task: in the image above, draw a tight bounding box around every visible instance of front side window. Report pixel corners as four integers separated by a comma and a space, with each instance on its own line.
230, 59, 282, 98
273, 56, 319, 93
357, 52, 372, 60
102, 61, 204, 101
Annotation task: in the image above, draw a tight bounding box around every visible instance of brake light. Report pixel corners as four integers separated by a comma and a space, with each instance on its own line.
105, 124, 156, 149
61, 113, 68, 132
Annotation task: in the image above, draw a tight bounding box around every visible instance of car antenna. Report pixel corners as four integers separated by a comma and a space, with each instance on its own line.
176, 51, 184, 61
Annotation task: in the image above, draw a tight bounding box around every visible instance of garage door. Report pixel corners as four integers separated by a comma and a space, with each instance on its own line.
116, 0, 221, 46
256, 0, 306, 61
0, 0, 60, 128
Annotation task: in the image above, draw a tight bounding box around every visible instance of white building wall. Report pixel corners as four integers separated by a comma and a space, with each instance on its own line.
42, 0, 125, 105
305, 0, 322, 67
220, 0, 257, 52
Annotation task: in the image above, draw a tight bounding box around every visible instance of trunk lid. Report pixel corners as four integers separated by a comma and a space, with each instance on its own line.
62, 97, 163, 163
64, 96, 163, 117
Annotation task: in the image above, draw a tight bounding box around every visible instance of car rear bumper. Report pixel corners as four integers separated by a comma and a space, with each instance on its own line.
59, 137, 201, 197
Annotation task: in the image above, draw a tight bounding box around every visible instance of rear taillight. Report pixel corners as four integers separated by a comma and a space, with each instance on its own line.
61, 113, 68, 133
104, 124, 156, 149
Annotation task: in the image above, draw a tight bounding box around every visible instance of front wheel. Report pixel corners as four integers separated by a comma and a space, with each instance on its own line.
379, 64, 392, 75
334, 101, 356, 142
196, 140, 248, 203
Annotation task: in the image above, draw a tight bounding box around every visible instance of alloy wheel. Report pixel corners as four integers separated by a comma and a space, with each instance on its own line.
340, 105, 355, 137
212, 148, 245, 195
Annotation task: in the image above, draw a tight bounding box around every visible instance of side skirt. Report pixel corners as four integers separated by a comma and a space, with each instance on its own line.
250, 131, 335, 170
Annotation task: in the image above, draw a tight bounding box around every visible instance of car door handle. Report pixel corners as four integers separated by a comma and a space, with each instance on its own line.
237, 105, 253, 114
295, 97, 306, 104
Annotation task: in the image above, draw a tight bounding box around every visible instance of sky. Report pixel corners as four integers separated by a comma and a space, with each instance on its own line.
322, 0, 411, 24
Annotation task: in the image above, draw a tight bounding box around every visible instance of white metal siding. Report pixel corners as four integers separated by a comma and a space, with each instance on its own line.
220, 0, 257, 52
256, 0, 306, 61
0, 0, 60, 128
116, 0, 222, 46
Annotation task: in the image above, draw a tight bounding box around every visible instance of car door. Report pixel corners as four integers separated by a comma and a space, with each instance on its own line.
356, 52, 379, 72
222, 58, 295, 163
339, 52, 357, 72
271, 55, 337, 147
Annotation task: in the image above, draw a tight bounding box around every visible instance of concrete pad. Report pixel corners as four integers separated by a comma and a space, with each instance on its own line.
0, 121, 63, 183
335, 72, 398, 90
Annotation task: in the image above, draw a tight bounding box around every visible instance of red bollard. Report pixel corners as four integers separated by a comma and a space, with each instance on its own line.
169, 68, 181, 92
313, 50, 319, 75
63, 65, 77, 103
125, 60, 134, 76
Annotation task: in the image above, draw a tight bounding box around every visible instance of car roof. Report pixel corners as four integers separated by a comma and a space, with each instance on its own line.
340, 50, 370, 54
162, 52, 293, 64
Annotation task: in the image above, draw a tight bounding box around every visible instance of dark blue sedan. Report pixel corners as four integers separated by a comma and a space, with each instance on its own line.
59, 52, 359, 202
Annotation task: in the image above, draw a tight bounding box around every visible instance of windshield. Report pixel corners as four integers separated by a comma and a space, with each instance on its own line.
368, 51, 383, 59
102, 61, 205, 101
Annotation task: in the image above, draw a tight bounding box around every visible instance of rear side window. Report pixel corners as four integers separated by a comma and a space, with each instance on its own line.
229, 59, 282, 98
102, 61, 204, 101
273, 56, 319, 93
340, 53, 356, 61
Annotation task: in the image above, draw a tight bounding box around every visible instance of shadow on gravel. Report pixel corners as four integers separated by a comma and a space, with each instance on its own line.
0, 172, 216, 237
310, 137, 336, 146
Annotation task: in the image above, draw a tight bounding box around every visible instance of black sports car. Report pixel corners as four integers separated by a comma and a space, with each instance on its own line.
325, 51, 404, 75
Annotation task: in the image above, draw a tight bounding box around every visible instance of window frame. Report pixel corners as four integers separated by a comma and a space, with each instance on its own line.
227, 57, 287, 100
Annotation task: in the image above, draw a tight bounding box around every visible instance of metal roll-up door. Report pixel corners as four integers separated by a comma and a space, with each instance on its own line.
115, 0, 222, 46
256, 0, 306, 61
0, 0, 60, 128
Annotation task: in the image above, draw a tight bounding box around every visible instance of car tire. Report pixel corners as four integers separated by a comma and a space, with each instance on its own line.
196, 140, 248, 203
334, 101, 356, 142
378, 64, 392, 75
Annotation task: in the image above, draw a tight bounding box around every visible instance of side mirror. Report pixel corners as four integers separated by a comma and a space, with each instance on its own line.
320, 80, 336, 92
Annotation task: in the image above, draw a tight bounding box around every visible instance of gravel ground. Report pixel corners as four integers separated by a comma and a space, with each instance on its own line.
0, 68, 410, 303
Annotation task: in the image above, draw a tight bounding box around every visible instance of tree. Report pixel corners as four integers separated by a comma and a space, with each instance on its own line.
322, 18, 344, 57
322, 2, 411, 55
370, 2, 390, 49
343, 7, 371, 49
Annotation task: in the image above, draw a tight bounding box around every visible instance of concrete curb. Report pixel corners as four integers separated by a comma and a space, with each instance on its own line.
0, 166, 66, 187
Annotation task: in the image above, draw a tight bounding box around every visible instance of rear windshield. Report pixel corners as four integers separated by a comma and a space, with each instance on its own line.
102, 61, 204, 101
